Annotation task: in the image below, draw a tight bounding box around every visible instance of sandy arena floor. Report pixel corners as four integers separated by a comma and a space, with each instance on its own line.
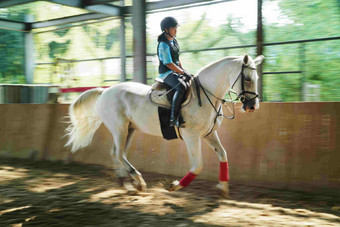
0, 157, 339, 226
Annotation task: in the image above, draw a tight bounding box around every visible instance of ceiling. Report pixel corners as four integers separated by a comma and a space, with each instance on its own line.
0, 0, 229, 31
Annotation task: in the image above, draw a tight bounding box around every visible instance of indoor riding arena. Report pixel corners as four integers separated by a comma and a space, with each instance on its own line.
0, 0, 339, 226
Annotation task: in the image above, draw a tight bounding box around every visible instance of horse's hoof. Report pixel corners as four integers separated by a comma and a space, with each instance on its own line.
216, 183, 230, 199
123, 181, 138, 195
168, 180, 181, 192
220, 190, 230, 199
132, 181, 147, 192
168, 183, 176, 192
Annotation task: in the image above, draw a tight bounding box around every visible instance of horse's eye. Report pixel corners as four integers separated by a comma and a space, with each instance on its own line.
240, 96, 246, 102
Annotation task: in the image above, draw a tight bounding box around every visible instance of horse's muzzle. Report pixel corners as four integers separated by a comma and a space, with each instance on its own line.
242, 98, 258, 112
245, 105, 255, 112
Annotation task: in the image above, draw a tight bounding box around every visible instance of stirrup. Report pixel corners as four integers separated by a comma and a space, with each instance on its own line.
169, 117, 177, 127
170, 117, 185, 128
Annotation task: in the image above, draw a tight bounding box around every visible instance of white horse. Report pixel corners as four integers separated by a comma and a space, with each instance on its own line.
66, 54, 264, 197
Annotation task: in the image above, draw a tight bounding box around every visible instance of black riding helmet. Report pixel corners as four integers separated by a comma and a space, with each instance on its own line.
160, 17, 179, 31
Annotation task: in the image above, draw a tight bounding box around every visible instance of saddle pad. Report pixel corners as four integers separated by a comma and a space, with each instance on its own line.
150, 90, 172, 109
158, 107, 179, 140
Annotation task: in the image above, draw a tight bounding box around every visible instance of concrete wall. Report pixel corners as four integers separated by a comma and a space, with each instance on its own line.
0, 103, 339, 191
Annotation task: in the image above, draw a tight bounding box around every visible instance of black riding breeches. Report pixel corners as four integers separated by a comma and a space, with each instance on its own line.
163, 73, 187, 94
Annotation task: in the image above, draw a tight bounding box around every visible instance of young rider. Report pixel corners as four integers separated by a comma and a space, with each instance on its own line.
157, 16, 192, 128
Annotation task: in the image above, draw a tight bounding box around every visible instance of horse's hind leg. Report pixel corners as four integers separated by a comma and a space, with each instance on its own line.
111, 143, 127, 187
111, 124, 147, 192
121, 128, 147, 191
204, 131, 230, 198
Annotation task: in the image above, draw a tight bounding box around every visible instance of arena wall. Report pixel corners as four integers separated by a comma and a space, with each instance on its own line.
0, 102, 339, 191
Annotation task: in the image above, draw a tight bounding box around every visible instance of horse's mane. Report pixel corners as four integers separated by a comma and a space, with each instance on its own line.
195, 56, 241, 77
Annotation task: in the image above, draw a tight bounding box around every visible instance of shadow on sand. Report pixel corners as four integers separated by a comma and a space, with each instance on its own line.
0, 157, 339, 226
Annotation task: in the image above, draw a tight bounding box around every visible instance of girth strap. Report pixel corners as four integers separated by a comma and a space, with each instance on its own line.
194, 77, 202, 107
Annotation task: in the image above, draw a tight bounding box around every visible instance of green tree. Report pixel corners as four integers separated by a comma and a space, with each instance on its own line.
263, 0, 340, 101
0, 9, 27, 83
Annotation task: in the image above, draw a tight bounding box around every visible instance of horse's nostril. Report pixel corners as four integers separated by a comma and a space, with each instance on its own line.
250, 106, 255, 110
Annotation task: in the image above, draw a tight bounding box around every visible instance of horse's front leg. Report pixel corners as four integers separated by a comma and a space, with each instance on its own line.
204, 131, 230, 198
169, 131, 203, 191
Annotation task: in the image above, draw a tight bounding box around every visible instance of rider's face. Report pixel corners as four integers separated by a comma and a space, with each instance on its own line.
167, 27, 177, 37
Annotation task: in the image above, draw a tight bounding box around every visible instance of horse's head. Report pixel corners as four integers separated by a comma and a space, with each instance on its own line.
238, 54, 264, 113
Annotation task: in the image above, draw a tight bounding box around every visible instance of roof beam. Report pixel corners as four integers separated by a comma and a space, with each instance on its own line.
0, 18, 26, 31
85, 0, 119, 5
0, 0, 37, 8
125, 0, 232, 13
47, 0, 121, 16
147, 0, 216, 11
85, 4, 120, 16
32, 13, 110, 29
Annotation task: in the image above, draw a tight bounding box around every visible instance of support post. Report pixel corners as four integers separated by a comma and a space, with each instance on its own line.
256, 0, 264, 101
299, 43, 306, 101
100, 59, 105, 84
132, 0, 147, 84
24, 14, 34, 84
120, 0, 126, 82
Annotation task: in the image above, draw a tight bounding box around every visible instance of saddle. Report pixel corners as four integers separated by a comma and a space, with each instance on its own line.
148, 76, 193, 140
148, 77, 192, 109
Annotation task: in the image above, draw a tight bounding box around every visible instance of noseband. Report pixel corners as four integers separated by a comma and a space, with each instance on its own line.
229, 64, 259, 106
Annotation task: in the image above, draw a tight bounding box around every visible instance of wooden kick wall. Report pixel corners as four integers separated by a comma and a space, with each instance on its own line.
0, 103, 339, 191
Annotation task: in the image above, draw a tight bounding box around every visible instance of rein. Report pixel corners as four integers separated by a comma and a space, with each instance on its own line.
194, 77, 236, 120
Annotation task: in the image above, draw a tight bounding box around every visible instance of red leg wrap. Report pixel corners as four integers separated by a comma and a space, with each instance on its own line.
179, 172, 197, 187
219, 162, 229, 181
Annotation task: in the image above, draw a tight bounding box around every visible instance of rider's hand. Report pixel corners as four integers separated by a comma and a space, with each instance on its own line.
182, 71, 193, 82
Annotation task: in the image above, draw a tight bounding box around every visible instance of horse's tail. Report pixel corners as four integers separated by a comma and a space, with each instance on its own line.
65, 88, 105, 153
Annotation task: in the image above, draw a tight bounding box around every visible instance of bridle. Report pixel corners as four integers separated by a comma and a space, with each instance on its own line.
195, 63, 259, 120
229, 64, 259, 106
193, 63, 259, 137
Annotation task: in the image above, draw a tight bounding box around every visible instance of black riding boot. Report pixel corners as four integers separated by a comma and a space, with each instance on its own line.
169, 90, 185, 127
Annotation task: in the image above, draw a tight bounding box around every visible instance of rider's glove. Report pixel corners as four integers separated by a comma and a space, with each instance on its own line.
182, 71, 193, 83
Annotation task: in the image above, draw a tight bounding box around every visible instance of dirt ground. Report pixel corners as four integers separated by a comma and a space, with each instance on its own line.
0, 158, 339, 227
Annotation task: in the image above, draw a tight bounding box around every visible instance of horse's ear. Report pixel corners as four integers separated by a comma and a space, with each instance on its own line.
243, 55, 249, 65
254, 55, 265, 66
